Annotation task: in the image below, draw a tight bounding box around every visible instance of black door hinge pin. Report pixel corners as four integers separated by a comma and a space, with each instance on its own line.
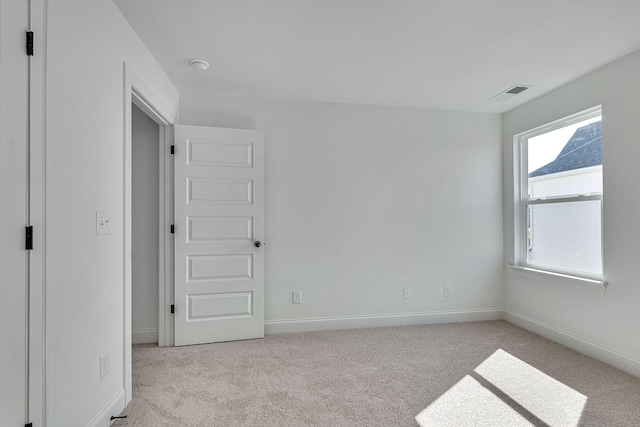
170, 304, 175, 314
26, 31, 34, 56
26, 226, 33, 250
170, 145, 175, 155
170, 224, 175, 234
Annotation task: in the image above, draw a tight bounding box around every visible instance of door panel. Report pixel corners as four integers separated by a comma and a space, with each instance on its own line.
0, 1, 30, 424
188, 177, 253, 204
188, 216, 253, 241
188, 254, 253, 281
174, 125, 264, 346
187, 292, 253, 320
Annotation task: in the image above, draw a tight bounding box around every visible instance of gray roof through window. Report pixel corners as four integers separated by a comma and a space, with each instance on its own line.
529, 121, 602, 178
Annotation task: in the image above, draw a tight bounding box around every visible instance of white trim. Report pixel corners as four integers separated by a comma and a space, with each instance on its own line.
131, 91, 174, 348
132, 329, 159, 344
504, 310, 640, 378
525, 193, 601, 205
29, 1, 47, 425
128, 77, 176, 127
512, 105, 604, 280
156, 127, 167, 347
123, 63, 175, 406
508, 265, 607, 292
159, 126, 174, 347
516, 106, 602, 141
86, 388, 126, 427
265, 309, 502, 334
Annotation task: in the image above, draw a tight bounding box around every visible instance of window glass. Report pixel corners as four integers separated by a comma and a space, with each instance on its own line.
527, 116, 602, 199
517, 108, 603, 279
527, 200, 602, 276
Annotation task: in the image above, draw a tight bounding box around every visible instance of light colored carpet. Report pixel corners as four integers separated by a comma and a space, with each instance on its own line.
117, 320, 640, 426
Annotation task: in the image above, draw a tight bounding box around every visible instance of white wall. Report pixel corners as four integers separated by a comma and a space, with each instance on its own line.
503, 49, 640, 375
180, 95, 504, 330
0, 2, 29, 425
132, 104, 160, 344
45, 0, 177, 425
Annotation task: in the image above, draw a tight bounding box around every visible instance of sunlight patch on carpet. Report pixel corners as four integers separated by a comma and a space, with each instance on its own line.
415, 375, 533, 427
474, 349, 587, 427
416, 349, 587, 427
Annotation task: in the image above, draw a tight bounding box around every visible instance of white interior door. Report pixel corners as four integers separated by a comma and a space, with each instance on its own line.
0, 1, 30, 424
174, 125, 264, 346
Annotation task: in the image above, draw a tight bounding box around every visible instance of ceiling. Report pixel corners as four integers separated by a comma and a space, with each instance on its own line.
114, 0, 640, 113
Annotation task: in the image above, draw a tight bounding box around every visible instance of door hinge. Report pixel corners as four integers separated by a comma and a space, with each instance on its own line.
170, 224, 175, 234
170, 304, 175, 314
26, 31, 34, 56
170, 145, 175, 155
25, 226, 34, 250
26, 423, 33, 427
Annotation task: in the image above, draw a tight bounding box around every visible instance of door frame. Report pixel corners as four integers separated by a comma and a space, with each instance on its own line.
123, 63, 175, 404
28, 1, 46, 425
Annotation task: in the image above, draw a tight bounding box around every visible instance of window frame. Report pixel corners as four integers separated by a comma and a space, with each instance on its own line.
513, 105, 604, 282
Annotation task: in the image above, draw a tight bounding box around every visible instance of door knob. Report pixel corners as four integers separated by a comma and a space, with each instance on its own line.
254, 241, 262, 248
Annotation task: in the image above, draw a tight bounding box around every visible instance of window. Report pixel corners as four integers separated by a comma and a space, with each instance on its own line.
515, 106, 603, 279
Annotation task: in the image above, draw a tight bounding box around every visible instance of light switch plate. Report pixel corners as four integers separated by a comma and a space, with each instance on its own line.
292, 290, 302, 304
96, 210, 112, 235
100, 352, 110, 380
444, 284, 452, 297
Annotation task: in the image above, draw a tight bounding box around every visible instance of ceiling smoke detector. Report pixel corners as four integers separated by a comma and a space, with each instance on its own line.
490, 84, 532, 102
190, 58, 210, 72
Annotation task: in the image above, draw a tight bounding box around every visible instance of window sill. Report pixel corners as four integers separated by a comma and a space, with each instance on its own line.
507, 265, 608, 295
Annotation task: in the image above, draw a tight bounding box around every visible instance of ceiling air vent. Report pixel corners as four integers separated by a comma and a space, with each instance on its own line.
490, 84, 532, 102
506, 86, 529, 94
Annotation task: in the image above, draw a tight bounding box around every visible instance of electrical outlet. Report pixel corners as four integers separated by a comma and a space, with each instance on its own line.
100, 352, 110, 380
444, 284, 452, 297
403, 287, 411, 299
292, 290, 302, 304
96, 210, 112, 235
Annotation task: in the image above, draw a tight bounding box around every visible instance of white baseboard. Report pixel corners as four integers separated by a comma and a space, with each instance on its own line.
87, 388, 126, 427
132, 328, 158, 344
503, 309, 640, 378
265, 308, 502, 334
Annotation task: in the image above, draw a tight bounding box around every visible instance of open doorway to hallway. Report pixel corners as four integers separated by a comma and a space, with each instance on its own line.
131, 103, 162, 345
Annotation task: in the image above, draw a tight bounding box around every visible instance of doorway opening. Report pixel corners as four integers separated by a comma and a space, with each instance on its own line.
131, 104, 161, 345
124, 65, 176, 405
